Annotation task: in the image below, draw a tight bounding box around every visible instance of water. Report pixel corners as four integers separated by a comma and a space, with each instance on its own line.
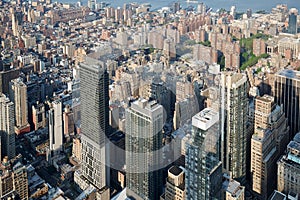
62, 0, 300, 12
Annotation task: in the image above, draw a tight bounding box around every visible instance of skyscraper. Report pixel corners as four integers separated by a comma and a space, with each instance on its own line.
10, 8, 18, 37
274, 69, 300, 139
48, 100, 63, 156
9, 78, 30, 135
220, 72, 248, 182
125, 99, 164, 200
251, 95, 289, 199
0, 94, 15, 160
79, 57, 110, 197
88, 0, 96, 10
185, 108, 222, 200
288, 9, 298, 34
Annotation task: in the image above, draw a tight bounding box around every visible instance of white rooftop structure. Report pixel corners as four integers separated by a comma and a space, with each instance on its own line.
192, 108, 219, 131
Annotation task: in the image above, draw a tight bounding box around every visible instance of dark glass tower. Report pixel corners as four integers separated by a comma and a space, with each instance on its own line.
274, 69, 300, 139
288, 13, 298, 34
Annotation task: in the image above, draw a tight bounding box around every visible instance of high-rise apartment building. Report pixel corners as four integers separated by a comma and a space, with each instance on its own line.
48, 100, 63, 154
185, 108, 222, 200
0, 94, 15, 160
253, 39, 266, 56
220, 72, 248, 182
79, 58, 110, 198
0, 157, 28, 199
0, 157, 14, 198
161, 166, 185, 200
251, 95, 289, 199
9, 78, 30, 135
125, 99, 164, 200
274, 69, 300, 139
277, 133, 300, 195
12, 162, 28, 200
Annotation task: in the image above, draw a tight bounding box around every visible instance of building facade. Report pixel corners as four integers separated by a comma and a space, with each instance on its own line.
220, 72, 248, 182
79, 58, 110, 196
251, 95, 289, 199
9, 78, 30, 135
273, 69, 300, 139
125, 99, 164, 200
185, 108, 222, 200
48, 100, 63, 154
0, 94, 15, 160
277, 133, 300, 195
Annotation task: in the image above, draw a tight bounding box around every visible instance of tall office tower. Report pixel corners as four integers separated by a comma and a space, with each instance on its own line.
220, 72, 248, 183
251, 95, 289, 199
274, 69, 300, 138
12, 162, 28, 200
186, 108, 222, 200
10, 8, 18, 37
125, 99, 164, 200
9, 78, 30, 135
80, 58, 110, 197
161, 166, 186, 200
277, 133, 300, 195
88, 0, 96, 10
0, 94, 15, 160
48, 100, 63, 156
197, 2, 206, 14
288, 9, 298, 34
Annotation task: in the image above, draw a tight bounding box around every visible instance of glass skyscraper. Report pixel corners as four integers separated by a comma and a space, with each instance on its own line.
288, 13, 298, 34
185, 108, 222, 200
220, 72, 248, 183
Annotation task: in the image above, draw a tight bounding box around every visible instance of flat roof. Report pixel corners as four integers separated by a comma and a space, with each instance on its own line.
269, 191, 286, 200
277, 69, 300, 80
192, 108, 219, 131
169, 166, 183, 176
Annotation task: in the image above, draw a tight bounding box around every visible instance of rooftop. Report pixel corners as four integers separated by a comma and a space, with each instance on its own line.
226, 180, 244, 197
269, 190, 286, 200
294, 132, 300, 143
277, 69, 300, 80
256, 94, 274, 103
169, 165, 183, 176
287, 141, 300, 153
192, 108, 219, 131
